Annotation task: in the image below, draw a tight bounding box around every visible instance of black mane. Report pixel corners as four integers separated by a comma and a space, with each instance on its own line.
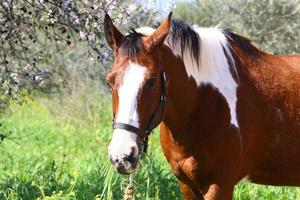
119, 20, 200, 62
222, 28, 261, 58
167, 19, 200, 64
119, 20, 260, 61
120, 29, 144, 58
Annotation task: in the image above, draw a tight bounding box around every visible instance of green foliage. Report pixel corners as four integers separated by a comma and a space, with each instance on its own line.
174, 0, 300, 54
0, 91, 181, 200
0, 96, 300, 199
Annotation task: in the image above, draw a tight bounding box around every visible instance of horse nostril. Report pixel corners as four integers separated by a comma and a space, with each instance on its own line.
130, 145, 138, 157
124, 145, 138, 162
124, 154, 134, 163
115, 163, 127, 174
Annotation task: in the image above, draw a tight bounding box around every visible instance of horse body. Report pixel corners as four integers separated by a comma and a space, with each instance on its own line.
234, 50, 300, 185
104, 13, 300, 199
158, 31, 300, 198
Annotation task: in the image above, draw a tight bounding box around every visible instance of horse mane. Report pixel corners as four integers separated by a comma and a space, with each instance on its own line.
167, 20, 201, 65
222, 28, 261, 59
123, 19, 261, 71
126, 20, 263, 128
167, 21, 261, 61
120, 20, 201, 62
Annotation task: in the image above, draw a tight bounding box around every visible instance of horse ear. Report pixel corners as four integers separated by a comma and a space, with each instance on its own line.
145, 12, 172, 51
104, 14, 124, 50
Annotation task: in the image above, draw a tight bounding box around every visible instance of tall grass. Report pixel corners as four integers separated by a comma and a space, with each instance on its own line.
0, 92, 180, 200
0, 92, 299, 199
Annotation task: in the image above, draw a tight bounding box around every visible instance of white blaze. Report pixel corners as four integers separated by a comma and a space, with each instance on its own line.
116, 62, 147, 127
108, 62, 147, 161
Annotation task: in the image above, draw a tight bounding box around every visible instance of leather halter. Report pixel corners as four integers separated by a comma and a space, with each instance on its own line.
112, 71, 167, 153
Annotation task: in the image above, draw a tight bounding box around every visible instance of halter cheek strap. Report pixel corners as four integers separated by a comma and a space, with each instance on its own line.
112, 71, 167, 153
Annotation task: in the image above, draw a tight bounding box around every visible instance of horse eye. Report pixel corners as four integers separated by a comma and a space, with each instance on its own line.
145, 77, 156, 89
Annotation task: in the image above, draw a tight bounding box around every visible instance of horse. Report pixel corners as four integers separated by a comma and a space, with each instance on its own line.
104, 12, 300, 199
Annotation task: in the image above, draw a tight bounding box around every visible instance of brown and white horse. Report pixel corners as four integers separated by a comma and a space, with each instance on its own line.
104, 12, 300, 199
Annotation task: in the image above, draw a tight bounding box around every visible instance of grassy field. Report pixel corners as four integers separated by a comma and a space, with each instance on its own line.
0, 93, 299, 200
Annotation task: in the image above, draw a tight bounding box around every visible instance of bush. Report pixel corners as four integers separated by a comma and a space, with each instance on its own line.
174, 0, 300, 54
0, 0, 157, 113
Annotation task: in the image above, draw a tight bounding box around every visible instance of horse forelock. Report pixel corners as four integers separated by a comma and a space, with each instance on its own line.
120, 29, 144, 58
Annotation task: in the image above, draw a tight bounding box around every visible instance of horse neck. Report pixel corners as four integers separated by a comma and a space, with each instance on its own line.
161, 42, 240, 132
161, 45, 199, 132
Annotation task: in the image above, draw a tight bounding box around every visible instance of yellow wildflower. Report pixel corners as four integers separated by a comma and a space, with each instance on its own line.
72, 170, 79, 178
70, 180, 76, 186
69, 191, 76, 196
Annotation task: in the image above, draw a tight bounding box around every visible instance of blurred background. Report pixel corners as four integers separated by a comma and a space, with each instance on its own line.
0, 0, 299, 199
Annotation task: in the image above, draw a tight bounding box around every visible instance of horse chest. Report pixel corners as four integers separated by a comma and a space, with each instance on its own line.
175, 157, 200, 182
160, 124, 203, 182
166, 145, 199, 182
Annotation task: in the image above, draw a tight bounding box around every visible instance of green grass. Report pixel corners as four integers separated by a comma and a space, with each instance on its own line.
0, 94, 299, 200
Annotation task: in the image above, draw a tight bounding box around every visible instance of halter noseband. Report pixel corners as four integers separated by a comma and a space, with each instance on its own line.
112, 71, 167, 153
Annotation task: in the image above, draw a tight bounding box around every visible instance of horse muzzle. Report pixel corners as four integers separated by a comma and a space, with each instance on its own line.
108, 129, 140, 174
109, 153, 139, 174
